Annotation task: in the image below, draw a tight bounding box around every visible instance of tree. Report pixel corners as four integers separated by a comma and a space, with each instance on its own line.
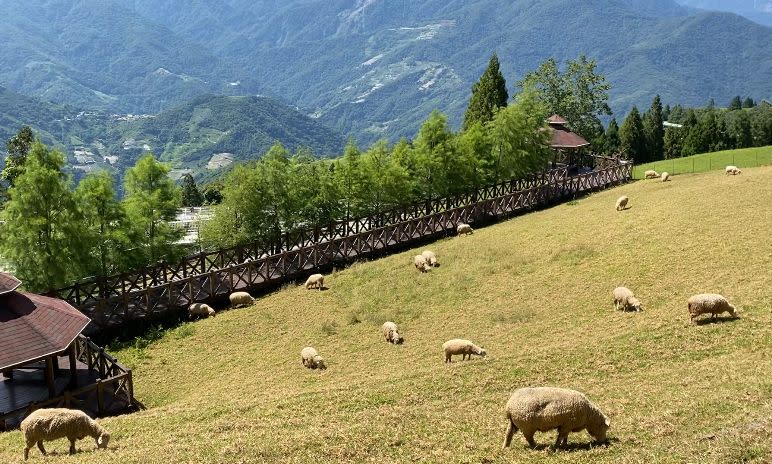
728, 96, 742, 111
519, 55, 611, 148
463, 53, 508, 131
180, 173, 204, 207
663, 127, 684, 159
122, 154, 182, 266
643, 95, 665, 161
412, 110, 466, 197
1, 126, 36, 203
619, 106, 646, 163
742, 97, 756, 108
0, 141, 81, 291
732, 111, 753, 148
202, 181, 223, 205
336, 138, 368, 217
603, 118, 621, 155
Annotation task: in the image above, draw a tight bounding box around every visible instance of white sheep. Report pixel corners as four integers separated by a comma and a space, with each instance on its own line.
300, 346, 327, 370
414, 254, 431, 273
661, 171, 670, 182
644, 170, 659, 179
502, 387, 610, 449
725, 165, 742, 175
457, 223, 474, 235
382, 321, 404, 344
305, 273, 324, 290
442, 339, 486, 363
229, 291, 255, 308
421, 250, 438, 267
20, 408, 110, 460
188, 302, 215, 319
687, 293, 738, 322
615, 196, 628, 211
612, 287, 643, 312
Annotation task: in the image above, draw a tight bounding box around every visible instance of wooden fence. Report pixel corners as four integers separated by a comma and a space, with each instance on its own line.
49, 161, 630, 334
0, 336, 136, 429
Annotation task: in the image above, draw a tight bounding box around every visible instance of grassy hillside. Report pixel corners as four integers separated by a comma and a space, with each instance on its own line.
1, 167, 770, 463
632, 146, 772, 178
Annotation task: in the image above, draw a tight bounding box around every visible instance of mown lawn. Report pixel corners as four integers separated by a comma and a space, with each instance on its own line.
1, 166, 770, 463
632, 146, 772, 179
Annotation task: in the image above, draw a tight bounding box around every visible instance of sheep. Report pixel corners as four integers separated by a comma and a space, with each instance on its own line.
502, 387, 610, 449
300, 346, 326, 370
228, 291, 255, 308
457, 223, 474, 236
661, 171, 670, 182
442, 339, 486, 363
20, 408, 110, 460
421, 250, 438, 267
305, 273, 324, 290
615, 196, 629, 211
687, 293, 738, 322
725, 165, 742, 175
644, 170, 659, 179
382, 321, 404, 344
612, 287, 643, 312
188, 302, 215, 319
414, 254, 431, 273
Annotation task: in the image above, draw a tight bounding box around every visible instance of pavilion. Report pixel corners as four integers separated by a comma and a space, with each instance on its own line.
546, 115, 590, 169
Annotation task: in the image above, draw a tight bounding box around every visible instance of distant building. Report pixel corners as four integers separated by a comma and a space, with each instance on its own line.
663, 121, 683, 128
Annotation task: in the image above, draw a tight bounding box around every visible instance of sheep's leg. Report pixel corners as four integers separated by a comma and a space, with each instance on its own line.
502, 419, 518, 448
69, 438, 77, 455
37, 441, 46, 455
523, 430, 537, 448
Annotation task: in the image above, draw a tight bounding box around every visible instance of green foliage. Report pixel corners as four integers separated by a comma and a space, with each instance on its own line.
601, 118, 621, 155
663, 127, 684, 159
180, 174, 204, 207
728, 96, 742, 111
620, 106, 647, 163
462, 53, 508, 131
1, 126, 35, 201
643, 95, 665, 161
742, 97, 756, 108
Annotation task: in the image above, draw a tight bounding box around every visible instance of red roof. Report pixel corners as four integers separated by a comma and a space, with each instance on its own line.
0, 272, 22, 295
546, 115, 589, 149
0, 290, 91, 370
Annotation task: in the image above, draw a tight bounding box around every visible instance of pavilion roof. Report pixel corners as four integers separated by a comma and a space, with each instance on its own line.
0, 272, 22, 295
546, 115, 590, 149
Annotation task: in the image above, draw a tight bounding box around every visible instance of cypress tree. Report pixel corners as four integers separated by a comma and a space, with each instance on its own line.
604, 118, 620, 155
643, 95, 665, 161
742, 97, 755, 108
463, 53, 508, 131
180, 173, 204, 207
619, 106, 646, 163
728, 96, 742, 110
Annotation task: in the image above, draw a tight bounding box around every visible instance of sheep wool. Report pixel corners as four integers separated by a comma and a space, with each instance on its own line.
188, 302, 216, 319
502, 387, 610, 449
725, 165, 742, 175
612, 287, 642, 312
457, 223, 474, 235
300, 346, 327, 370
661, 172, 670, 182
305, 274, 325, 290
382, 321, 404, 344
644, 170, 659, 179
20, 408, 110, 460
687, 293, 738, 322
421, 250, 438, 267
442, 339, 486, 363
229, 291, 255, 308
414, 255, 431, 273
615, 196, 629, 211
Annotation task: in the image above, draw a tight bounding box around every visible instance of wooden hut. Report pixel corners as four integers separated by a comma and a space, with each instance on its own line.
547, 115, 590, 169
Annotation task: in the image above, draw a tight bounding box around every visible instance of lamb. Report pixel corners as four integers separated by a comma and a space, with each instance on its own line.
414, 254, 431, 273
644, 170, 659, 179
188, 302, 215, 319
305, 273, 324, 290
457, 223, 474, 235
687, 293, 738, 322
421, 250, 438, 267
442, 339, 486, 363
300, 346, 327, 370
612, 287, 643, 312
20, 408, 110, 460
615, 196, 629, 211
725, 165, 742, 175
502, 387, 610, 449
382, 321, 404, 344
661, 171, 670, 182
228, 291, 255, 308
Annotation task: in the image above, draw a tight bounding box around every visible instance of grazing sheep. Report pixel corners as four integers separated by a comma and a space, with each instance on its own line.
457, 223, 474, 235
414, 254, 431, 273
305, 273, 324, 290
615, 196, 629, 211
644, 170, 659, 179
20, 408, 110, 460
442, 339, 486, 363
382, 321, 404, 344
612, 287, 643, 312
725, 165, 742, 175
502, 387, 610, 449
661, 172, 670, 182
421, 250, 438, 267
228, 291, 255, 308
687, 293, 738, 322
300, 346, 327, 370
188, 302, 215, 319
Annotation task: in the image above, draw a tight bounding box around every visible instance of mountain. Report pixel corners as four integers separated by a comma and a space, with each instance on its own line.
674, 0, 772, 26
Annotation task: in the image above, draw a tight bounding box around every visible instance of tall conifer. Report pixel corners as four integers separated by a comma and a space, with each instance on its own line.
463, 53, 508, 131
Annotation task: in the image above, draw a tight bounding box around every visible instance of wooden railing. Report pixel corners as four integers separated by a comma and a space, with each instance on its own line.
49, 161, 630, 334
0, 336, 136, 429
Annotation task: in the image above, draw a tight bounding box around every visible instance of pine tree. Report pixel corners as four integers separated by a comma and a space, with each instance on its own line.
180, 173, 204, 207
728, 96, 742, 110
1, 126, 35, 202
619, 106, 646, 163
733, 111, 753, 148
742, 97, 756, 108
604, 118, 620, 155
463, 53, 508, 131
663, 127, 684, 159
643, 95, 665, 161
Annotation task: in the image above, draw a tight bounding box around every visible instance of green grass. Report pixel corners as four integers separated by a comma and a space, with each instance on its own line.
2, 167, 771, 463
632, 146, 772, 179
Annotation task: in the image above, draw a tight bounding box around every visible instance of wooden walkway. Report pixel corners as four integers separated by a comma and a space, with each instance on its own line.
49, 162, 631, 335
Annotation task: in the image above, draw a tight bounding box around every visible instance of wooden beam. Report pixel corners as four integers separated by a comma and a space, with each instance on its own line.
68, 343, 78, 388
45, 356, 56, 398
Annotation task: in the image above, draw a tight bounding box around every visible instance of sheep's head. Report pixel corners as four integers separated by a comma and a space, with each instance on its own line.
628, 297, 643, 312
588, 413, 610, 443
477, 348, 487, 357
97, 432, 110, 449
207, 307, 216, 317
392, 331, 404, 344
314, 356, 327, 370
